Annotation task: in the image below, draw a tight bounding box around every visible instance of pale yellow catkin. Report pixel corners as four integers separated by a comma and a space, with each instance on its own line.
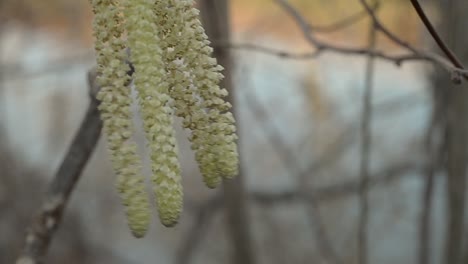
154, 0, 239, 188
90, 0, 239, 231
90, 0, 151, 238
122, 0, 183, 227
178, 0, 239, 180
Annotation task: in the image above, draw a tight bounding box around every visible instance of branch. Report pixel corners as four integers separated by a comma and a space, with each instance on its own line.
16, 69, 102, 264
241, 69, 342, 264
175, 194, 223, 264
213, 41, 319, 60
210, 1, 380, 60
251, 161, 423, 205
185, 161, 423, 222
198, 2, 256, 264
178, 160, 423, 264
296, 1, 380, 33
273, 0, 468, 82
358, 0, 416, 53
409, 0, 464, 70
357, 9, 377, 263
418, 95, 442, 264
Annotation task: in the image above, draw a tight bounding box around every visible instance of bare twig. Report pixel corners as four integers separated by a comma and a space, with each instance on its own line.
409, 0, 464, 70
273, 0, 468, 80
16, 69, 102, 264
357, 6, 377, 264
4, 0, 468, 85
213, 41, 319, 60
305, 1, 379, 33
358, 0, 416, 53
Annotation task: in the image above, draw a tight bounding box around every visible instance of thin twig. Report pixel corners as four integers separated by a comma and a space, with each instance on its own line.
16, 69, 102, 264
304, 1, 380, 33
358, 0, 416, 53
213, 41, 319, 60
357, 6, 377, 264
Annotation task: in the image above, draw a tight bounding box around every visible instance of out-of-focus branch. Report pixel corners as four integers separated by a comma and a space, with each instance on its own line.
175, 194, 223, 264
242, 70, 342, 264
273, 0, 468, 82
213, 41, 319, 60
178, 159, 423, 264
418, 92, 443, 264
429, 2, 468, 264
198, 1, 256, 264
305, 1, 379, 33
358, 0, 416, 53
251, 161, 423, 205
210, 1, 379, 60
180, 163, 422, 237
357, 6, 377, 264
4, 0, 468, 83
16, 69, 102, 264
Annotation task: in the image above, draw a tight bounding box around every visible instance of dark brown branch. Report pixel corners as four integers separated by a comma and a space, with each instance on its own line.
16, 69, 102, 264
409, 0, 464, 70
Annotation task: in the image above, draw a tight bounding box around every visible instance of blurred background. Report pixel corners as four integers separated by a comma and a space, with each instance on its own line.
1, 0, 467, 263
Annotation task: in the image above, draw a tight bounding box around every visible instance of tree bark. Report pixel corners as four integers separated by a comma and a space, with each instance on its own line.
198, 2, 256, 264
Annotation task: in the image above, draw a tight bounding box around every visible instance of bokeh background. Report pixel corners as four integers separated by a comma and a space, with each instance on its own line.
1, 0, 465, 264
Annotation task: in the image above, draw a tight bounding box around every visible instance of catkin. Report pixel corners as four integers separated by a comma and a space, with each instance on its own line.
90, 0, 151, 237
89, 0, 239, 233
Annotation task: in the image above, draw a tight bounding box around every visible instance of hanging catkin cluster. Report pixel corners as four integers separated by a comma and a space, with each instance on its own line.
90, 0, 239, 237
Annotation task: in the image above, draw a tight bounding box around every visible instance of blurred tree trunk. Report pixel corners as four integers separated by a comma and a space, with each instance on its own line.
430, 1, 468, 264
198, 1, 256, 264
